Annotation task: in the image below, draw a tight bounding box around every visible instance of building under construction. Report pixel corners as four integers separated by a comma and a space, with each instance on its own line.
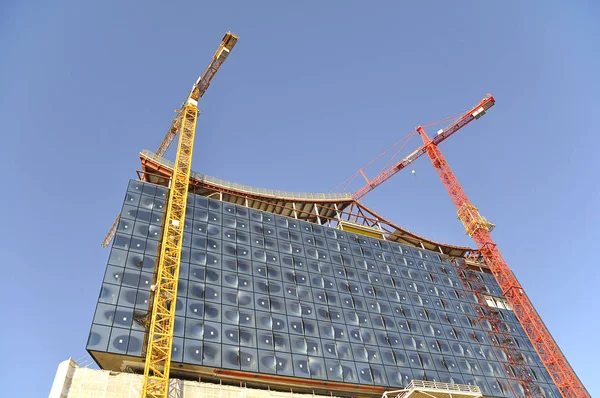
76, 33, 589, 398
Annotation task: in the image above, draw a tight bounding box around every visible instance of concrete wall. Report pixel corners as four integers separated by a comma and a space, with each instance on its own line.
49, 358, 341, 398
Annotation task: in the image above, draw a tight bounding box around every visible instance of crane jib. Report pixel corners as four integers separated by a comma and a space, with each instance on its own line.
351, 95, 494, 202
432, 116, 473, 146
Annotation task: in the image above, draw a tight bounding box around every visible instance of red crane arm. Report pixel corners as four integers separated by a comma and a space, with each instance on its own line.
352, 94, 495, 201
417, 126, 590, 398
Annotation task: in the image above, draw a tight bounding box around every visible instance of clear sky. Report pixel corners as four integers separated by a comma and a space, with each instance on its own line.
1, 1, 598, 397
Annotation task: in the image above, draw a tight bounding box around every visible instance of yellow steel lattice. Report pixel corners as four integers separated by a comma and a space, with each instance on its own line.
101, 32, 238, 249
457, 203, 495, 238
141, 102, 198, 397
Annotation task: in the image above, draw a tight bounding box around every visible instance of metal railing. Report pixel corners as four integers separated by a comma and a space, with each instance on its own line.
407, 380, 480, 392
382, 380, 481, 398
141, 150, 353, 201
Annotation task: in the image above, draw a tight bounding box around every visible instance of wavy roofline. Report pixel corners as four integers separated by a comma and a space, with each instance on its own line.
139, 150, 474, 257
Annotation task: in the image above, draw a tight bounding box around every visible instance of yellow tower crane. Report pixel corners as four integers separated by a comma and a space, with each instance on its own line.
101, 32, 238, 248
111, 32, 238, 398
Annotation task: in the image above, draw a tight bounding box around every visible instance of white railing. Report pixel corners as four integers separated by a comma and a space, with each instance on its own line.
382, 380, 481, 398
407, 380, 481, 392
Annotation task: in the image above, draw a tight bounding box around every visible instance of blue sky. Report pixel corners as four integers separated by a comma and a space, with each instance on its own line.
1, 1, 598, 396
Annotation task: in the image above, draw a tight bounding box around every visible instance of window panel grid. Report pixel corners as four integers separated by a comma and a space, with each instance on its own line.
87, 181, 559, 396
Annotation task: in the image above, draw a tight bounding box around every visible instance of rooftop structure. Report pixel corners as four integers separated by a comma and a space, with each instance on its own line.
139, 150, 473, 259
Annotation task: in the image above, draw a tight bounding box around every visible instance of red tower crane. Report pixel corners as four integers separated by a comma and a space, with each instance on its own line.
352, 94, 495, 200
345, 95, 588, 397
415, 126, 589, 398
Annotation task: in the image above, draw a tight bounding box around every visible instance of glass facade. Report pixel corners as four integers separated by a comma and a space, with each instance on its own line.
88, 180, 560, 398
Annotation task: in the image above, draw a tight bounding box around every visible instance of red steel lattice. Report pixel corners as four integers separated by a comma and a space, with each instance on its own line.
453, 257, 541, 397
416, 126, 589, 398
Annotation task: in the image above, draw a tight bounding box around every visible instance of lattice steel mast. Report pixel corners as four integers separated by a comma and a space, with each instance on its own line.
415, 126, 589, 398
453, 256, 540, 397
140, 32, 238, 398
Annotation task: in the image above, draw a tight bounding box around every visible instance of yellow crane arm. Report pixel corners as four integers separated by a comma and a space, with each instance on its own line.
155, 32, 238, 157
101, 32, 238, 248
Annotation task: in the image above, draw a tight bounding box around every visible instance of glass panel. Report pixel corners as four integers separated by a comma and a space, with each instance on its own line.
202, 342, 221, 367
240, 348, 258, 371
107, 327, 130, 354
87, 324, 111, 351
258, 350, 277, 374
93, 303, 116, 326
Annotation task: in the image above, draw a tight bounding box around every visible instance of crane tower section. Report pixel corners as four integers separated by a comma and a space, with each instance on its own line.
141, 102, 198, 397
141, 33, 238, 398
416, 127, 590, 398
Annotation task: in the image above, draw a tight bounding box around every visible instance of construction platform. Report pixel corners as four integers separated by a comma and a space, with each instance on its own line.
139, 150, 474, 258
382, 380, 482, 398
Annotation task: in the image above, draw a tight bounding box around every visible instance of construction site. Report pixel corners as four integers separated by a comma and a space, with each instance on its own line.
48, 32, 591, 398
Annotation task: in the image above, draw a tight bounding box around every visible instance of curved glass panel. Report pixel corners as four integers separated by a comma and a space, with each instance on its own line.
89, 181, 561, 397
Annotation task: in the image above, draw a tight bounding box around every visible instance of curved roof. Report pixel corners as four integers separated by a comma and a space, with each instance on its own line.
139, 150, 473, 257
141, 150, 353, 201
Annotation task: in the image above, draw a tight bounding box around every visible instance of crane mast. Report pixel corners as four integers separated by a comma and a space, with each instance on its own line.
101, 32, 238, 248
140, 33, 238, 398
416, 126, 589, 398
141, 101, 197, 398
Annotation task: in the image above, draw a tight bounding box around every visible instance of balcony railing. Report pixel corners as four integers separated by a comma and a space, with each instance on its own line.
382, 380, 482, 398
